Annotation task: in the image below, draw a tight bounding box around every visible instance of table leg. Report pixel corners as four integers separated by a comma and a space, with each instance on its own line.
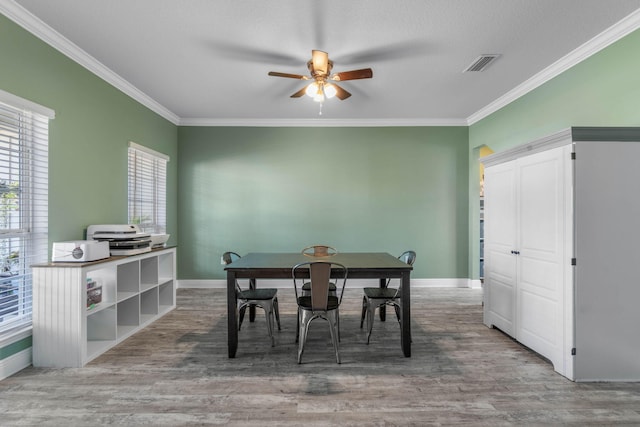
401, 270, 411, 357
227, 271, 238, 358
249, 278, 257, 322
378, 278, 386, 321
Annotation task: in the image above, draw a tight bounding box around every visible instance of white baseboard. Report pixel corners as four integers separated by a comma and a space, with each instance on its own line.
178, 278, 477, 289
469, 279, 483, 289
0, 347, 32, 381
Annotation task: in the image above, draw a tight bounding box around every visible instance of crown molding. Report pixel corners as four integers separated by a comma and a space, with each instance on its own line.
0, 0, 181, 125
467, 8, 640, 125
178, 117, 468, 127
3, 0, 639, 128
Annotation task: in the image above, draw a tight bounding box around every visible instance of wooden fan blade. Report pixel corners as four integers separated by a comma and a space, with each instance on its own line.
311, 50, 329, 74
290, 85, 309, 98
331, 68, 373, 81
268, 71, 309, 80
333, 83, 351, 100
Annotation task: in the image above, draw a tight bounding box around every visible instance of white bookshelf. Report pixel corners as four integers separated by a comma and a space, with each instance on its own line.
32, 247, 176, 368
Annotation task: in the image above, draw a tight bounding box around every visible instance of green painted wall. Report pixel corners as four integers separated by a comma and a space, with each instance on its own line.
0, 16, 178, 360
467, 28, 640, 280
178, 126, 469, 280
0, 14, 178, 245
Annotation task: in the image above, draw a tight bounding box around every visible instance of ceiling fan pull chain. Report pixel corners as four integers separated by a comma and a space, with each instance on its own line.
318, 103, 323, 116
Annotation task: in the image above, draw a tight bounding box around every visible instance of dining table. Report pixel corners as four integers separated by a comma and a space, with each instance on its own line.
224, 252, 413, 358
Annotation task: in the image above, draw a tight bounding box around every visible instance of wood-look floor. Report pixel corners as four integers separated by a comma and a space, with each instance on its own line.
2, 287, 640, 426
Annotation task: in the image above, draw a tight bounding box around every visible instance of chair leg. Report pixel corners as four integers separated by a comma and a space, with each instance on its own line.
360, 295, 367, 328
274, 297, 281, 331
328, 310, 341, 364
238, 304, 247, 331
298, 309, 312, 364
366, 300, 377, 345
295, 305, 300, 343
262, 301, 275, 347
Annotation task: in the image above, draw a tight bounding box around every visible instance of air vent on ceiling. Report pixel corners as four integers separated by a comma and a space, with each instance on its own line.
463, 54, 501, 72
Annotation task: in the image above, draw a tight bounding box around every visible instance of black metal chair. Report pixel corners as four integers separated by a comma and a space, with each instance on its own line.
292, 261, 348, 364
222, 251, 281, 347
360, 250, 416, 344
300, 245, 338, 295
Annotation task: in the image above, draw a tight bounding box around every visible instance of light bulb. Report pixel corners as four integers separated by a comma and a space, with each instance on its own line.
324, 83, 337, 99
305, 82, 318, 98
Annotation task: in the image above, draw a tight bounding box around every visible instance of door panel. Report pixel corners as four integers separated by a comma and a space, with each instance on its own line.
516, 147, 568, 367
483, 161, 517, 335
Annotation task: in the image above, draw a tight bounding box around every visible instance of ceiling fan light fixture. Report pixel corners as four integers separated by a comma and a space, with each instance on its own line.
324, 83, 337, 99
269, 50, 371, 103
305, 82, 319, 98
306, 81, 329, 103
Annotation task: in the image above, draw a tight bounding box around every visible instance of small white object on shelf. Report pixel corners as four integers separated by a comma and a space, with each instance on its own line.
52, 240, 110, 262
150, 233, 170, 248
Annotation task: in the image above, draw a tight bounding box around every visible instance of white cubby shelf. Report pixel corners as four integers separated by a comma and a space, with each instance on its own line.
32, 247, 176, 368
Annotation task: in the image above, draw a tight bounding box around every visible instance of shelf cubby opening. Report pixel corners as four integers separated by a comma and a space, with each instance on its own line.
140, 256, 159, 290
86, 266, 117, 306
86, 305, 117, 359
140, 287, 159, 325
117, 295, 140, 340
158, 252, 174, 283
158, 280, 175, 311
117, 261, 140, 295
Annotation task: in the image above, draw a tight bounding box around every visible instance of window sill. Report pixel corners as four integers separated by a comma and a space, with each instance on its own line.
0, 325, 32, 349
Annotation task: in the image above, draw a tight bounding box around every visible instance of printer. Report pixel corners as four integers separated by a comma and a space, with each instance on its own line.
87, 224, 152, 256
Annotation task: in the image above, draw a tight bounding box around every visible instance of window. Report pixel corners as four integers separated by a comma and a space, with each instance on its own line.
0, 91, 51, 335
128, 142, 168, 234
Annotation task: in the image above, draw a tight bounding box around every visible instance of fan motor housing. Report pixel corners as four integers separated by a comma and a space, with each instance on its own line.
308, 59, 333, 77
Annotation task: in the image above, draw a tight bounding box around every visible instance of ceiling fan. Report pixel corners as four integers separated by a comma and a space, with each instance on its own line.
268, 50, 373, 103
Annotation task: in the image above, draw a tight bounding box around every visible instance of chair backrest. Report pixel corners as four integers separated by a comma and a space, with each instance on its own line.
293, 261, 348, 311
387, 250, 417, 292
222, 251, 243, 293
222, 251, 241, 265
301, 245, 337, 257
399, 250, 416, 266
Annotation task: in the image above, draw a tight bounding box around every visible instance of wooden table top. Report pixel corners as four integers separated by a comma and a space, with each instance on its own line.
224, 252, 412, 279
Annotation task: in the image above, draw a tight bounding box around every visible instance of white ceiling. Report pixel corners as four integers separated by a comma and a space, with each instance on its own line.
4, 0, 640, 126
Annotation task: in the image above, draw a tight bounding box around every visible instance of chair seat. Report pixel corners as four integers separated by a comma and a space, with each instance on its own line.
301, 282, 336, 292
363, 287, 400, 300
238, 288, 278, 300
297, 295, 340, 311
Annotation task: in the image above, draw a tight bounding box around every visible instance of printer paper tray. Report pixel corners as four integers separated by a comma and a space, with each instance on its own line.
108, 239, 151, 248
109, 247, 151, 256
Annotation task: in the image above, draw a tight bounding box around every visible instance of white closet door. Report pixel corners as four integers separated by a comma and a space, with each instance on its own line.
516, 146, 569, 367
483, 160, 517, 335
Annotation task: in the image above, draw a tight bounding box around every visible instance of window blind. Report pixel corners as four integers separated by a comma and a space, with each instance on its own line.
0, 100, 49, 335
128, 142, 168, 234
